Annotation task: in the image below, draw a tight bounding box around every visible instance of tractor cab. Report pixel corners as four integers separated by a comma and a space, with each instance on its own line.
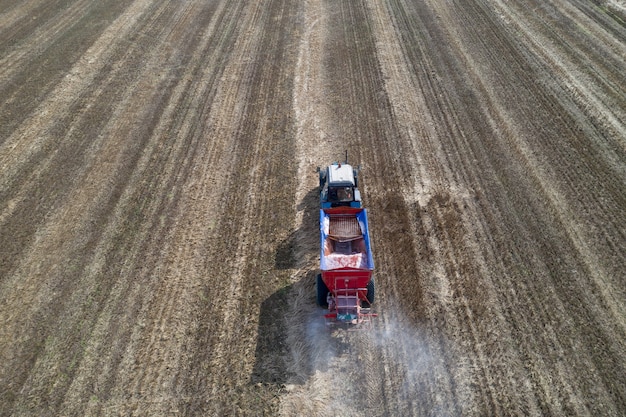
317, 162, 362, 208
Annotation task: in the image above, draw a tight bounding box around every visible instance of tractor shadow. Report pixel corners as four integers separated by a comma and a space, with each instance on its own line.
249, 281, 295, 385
251, 187, 351, 386
250, 271, 352, 386
274, 187, 319, 270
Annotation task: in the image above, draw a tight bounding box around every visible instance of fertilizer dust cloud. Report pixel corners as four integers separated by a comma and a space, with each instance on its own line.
280, 286, 450, 416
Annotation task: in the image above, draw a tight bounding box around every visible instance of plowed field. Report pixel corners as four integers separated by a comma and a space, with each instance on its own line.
1, 0, 625, 415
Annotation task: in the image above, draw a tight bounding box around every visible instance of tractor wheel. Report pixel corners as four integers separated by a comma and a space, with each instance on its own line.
319, 170, 327, 189
366, 277, 375, 304
316, 273, 329, 307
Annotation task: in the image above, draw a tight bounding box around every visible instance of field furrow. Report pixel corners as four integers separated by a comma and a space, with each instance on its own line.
0, 0, 624, 415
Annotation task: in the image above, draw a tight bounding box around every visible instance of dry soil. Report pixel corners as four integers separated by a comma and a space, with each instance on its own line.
1, 0, 625, 415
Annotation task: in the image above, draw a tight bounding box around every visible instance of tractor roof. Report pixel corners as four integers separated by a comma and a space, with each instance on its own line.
328, 163, 355, 186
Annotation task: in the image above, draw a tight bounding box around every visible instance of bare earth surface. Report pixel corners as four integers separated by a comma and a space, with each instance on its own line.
1, 0, 625, 415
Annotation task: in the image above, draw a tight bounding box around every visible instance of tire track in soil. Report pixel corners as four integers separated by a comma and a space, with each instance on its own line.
168, 0, 301, 414
281, 0, 454, 415
0, 0, 134, 141
398, 0, 585, 412
88, 1, 294, 414
0, 0, 185, 411
0, 0, 238, 414
281, 0, 626, 414
179, 2, 289, 411
0, 0, 165, 279
0, 0, 92, 77
279, 0, 369, 415
325, 1, 438, 414
0, 0, 624, 415
485, 0, 626, 306
364, 1, 489, 414
430, 2, 626, 413
327, 1, 477, 415
494, 0, 626, 149
58, 2, 240, 414
371, 0, 626, 414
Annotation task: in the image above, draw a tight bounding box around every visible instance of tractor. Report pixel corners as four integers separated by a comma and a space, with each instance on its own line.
316, 153, 376, 327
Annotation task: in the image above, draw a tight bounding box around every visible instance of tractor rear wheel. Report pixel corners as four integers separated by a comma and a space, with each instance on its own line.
316, 273, 329, 307
366, 277, 375, 304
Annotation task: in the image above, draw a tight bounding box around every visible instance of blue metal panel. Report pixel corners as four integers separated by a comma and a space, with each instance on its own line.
320, 209, 328, 270
356, 209, 375, 269
320, 209, 374, 271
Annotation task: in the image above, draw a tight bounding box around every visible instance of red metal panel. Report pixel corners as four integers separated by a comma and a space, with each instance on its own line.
321, 269, 372, 294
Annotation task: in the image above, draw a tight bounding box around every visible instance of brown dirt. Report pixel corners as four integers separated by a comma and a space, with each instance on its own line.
1, 0, 624, 415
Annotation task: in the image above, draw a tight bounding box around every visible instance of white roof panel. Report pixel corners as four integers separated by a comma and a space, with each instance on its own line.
328, 164, 355, 185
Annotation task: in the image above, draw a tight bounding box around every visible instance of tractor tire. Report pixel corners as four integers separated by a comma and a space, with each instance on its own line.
319, 170, 327, 189
316, 273, 329, 307
366, 277, 375, 304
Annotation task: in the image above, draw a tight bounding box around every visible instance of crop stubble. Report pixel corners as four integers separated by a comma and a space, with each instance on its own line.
0, 0, 624, 416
